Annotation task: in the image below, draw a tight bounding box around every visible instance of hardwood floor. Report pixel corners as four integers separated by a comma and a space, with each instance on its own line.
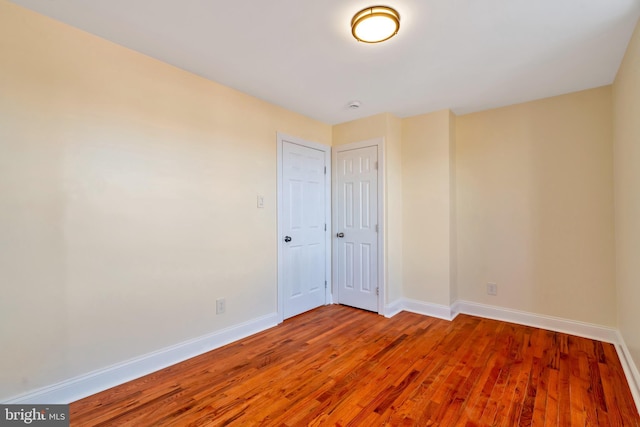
70, 305, 640, 426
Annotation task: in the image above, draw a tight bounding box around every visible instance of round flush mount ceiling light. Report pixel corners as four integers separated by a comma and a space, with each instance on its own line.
351, 6, 400, 43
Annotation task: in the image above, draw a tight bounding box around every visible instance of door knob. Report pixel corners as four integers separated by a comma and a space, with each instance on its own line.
284, 236, 292, 242
336, 232, 345, 238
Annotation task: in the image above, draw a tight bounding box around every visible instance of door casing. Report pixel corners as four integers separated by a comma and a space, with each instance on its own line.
277, 133, 332, 323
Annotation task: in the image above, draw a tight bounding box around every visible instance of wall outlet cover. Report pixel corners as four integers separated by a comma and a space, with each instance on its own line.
487, 283, 498, 296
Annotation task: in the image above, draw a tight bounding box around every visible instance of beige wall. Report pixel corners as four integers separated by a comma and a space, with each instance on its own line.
0, 0, 330, 400
449, 111, 458, 303
613, 18, 640, 377
332, 114, 389, 147
385, 114, 404, 303
456, 87, 616, 326
402, 110, 456, 305
332, 113, 403, 304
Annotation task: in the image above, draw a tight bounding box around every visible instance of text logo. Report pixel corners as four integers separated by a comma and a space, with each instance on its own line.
0, 405, 69, 426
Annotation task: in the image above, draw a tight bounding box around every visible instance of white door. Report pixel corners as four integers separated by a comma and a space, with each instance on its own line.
335, 145, 378, 312
281, 141, 327, 319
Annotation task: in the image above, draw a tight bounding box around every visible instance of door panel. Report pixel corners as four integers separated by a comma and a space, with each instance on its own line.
282, 141, 326, 319
335, 146, 378, 312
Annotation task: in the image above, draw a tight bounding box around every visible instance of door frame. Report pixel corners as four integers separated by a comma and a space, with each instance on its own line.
277, 132, 332, 324
332, 138, 386, 315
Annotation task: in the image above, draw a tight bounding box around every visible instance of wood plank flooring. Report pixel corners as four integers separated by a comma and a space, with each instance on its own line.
70, 305, 640, 426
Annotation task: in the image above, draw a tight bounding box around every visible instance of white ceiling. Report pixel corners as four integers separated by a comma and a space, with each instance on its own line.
9, 0, 640, 124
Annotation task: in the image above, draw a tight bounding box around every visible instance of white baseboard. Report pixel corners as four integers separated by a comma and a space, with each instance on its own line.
389, 299, 619, 344
454, 300, 619, 343
4, 313, 279, 405
615, 331, 640, 412
383, 299, 403, 318
400, 298, 455, 321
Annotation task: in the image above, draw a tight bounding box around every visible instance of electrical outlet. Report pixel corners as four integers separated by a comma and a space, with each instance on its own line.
216, 298, 226, 314
487, 283, 498, 296
257, 195, 264, 208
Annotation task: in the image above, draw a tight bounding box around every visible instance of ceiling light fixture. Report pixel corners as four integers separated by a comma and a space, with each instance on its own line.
351, 6, 400, 43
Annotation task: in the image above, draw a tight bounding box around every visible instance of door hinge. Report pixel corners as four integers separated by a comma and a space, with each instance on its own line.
325, 281, 328, 289
376, 287, 379, 296
375, 224, 379, 232
375, 161, 378, 170
324, 223, 327, 231
324, 166, 327, 174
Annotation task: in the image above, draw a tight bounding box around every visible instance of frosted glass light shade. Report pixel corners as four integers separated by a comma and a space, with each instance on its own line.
351, 6, 400, 43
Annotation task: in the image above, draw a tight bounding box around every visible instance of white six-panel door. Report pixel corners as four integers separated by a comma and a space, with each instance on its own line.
281, 141, 327, 319
335, 145, 378, 312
